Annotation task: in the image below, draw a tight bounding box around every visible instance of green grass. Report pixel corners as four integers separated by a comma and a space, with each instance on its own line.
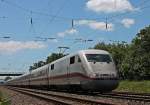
0, 101, 10, 105
0, 90, 10, 105
115, 80, 150, 93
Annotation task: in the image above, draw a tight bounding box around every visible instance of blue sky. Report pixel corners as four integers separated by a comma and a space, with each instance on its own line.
0, 0, 150, 75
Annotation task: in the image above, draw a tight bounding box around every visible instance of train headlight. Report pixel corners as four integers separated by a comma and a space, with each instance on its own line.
90, 73, 116, 79
95, 73, 116, 78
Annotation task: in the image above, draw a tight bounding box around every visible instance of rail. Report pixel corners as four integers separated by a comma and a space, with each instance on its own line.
7, 87, 118, 105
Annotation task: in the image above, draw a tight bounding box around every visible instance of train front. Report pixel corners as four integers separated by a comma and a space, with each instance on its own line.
81, 50, 119, 92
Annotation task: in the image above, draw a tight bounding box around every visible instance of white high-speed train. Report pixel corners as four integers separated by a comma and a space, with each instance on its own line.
7, 50, 119, 92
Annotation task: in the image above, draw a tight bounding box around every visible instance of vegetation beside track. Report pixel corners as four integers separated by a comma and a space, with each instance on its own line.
115, 80, 150, 93
0, 89, 10, 105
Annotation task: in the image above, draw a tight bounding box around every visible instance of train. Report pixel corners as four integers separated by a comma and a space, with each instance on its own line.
6, 49, 119, 92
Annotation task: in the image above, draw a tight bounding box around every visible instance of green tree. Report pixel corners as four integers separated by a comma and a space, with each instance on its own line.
29, 53, 66, 71
46, 53, 66, 64
125, 26, 150, 80
29, 61, 45, 71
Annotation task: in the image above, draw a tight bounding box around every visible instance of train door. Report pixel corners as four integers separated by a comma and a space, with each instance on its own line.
67, 65, 70, 85
46, 66, 50, 89
68, 56, 75, 85
74, 55, 83, 85
50, 64, 55, 87
29, 70, 32, 87
76, 55, 82, 73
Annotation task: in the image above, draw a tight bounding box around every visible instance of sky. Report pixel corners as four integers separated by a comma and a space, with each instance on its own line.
0, 0, 150, 76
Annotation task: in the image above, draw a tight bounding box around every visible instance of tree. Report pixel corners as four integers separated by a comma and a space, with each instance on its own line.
46, 53, 66, 64
125, 25, 150, 80
29, 53, 66, 71
29, 61, 45, 71
37, 61, 46, 67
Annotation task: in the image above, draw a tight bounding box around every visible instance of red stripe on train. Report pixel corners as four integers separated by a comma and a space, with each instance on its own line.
30, 72, 94, 82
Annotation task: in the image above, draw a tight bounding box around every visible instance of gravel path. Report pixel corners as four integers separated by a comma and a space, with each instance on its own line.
0, 86, 54, 105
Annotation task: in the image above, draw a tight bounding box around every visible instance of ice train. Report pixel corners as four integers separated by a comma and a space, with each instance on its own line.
7, 50, 119, 92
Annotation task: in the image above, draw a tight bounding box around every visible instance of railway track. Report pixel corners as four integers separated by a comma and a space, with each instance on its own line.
58, 90, 150, 102
7, 87, 118, 105
98, 91, 150, 102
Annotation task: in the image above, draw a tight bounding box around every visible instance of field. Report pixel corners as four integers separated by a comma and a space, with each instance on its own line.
0, 88, 10, 105
115, 80, 150, 93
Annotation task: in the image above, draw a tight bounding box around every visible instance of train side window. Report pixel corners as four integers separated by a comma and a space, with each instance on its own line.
51, 64, 54, 70
70, 56, 75, 64
78, 57, 81, 62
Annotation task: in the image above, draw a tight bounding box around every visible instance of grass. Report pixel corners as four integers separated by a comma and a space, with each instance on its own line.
0, 90, 10, 105
115, 80, 150, 93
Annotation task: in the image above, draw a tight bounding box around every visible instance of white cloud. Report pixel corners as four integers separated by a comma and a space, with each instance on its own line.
51, 39, 58, 43
75, 20, 114, 31
86, 0, 136, 13
0, 41, 46, 54
121, 18, 135, 28
57, 28, 78, 37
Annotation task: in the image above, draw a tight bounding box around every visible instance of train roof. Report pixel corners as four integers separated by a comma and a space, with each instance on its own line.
50, 49, 109, 64
21, 49, 109, 73
24, 49, 109, 73
78, 49, 109, 54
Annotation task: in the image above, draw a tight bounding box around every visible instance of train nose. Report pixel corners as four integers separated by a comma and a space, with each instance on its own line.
81, 79, 119, 92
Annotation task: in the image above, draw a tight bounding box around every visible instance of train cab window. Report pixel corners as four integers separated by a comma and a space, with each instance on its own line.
70, 56, 75, 64
86, 54, 112, 63
51, 64, 54, 70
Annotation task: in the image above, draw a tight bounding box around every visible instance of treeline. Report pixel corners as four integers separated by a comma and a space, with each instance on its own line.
29, 26, 150, 80
29, 53, 66, 71
94, 25, 150, 80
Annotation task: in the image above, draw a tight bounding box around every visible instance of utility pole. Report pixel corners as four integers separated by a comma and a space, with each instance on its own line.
71, 19, 74, 29
0, 36, 11, 39
106, 18, 108, 30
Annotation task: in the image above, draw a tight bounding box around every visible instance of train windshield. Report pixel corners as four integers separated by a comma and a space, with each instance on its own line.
86, 54, 112, 62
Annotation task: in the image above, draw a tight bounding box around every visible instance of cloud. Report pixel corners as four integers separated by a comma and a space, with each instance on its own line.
57, 28, 78, 37
121, 18, 135, 28
75, 20, 114, 31
0, 41, 46, 54
86, 0, 136, 13
51, 39, 58, 43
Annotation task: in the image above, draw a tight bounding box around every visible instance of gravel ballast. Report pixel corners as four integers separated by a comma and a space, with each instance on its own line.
0, 86, 54, 105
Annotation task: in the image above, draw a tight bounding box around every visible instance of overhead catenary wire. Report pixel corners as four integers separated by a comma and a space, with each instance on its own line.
0, 0, 150, 43
0, 0, 71, 21
39, 0, 69, 36
1, 0, 150, 22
